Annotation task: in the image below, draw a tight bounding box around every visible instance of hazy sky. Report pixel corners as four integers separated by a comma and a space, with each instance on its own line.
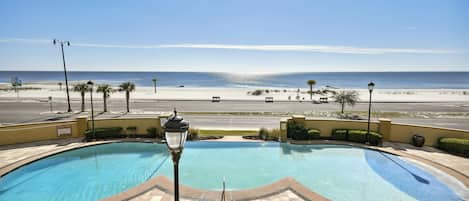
0, 0, 468, 72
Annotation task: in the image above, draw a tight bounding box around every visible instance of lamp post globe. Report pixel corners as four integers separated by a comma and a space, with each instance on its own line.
164, 109, 189, 201
368, 82, 375, 92
87, 81, 96, 140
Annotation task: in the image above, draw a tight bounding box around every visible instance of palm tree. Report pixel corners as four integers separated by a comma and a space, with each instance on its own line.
73, 83, 89, 112
97, 84, 113, 112
119, 82, 135, 112
307, 80, 316, 100
332, 90, 360, 114
152, 77, 157, 93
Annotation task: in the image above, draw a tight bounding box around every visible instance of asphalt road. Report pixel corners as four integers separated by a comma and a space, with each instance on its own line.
0, 99, 468, 130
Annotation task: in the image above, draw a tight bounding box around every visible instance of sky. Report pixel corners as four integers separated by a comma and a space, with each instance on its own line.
0, 0, 468, 73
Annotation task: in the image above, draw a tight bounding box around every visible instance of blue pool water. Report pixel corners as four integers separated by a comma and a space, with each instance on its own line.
0, 142, 463, 201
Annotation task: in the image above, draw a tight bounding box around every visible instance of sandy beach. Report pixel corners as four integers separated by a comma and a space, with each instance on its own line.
1, 82, 469, 102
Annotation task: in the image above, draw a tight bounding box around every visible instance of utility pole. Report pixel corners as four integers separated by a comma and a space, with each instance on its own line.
53, 39, 72, 112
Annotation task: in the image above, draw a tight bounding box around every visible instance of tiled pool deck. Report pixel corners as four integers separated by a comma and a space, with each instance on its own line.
1, 137, 468, 201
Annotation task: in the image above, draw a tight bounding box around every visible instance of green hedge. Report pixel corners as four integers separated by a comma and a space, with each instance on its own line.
438, 138, 469, 157
331, 129, 382, 146
146, 127, 164, 138
348, 130, 368, 143
331, 129, 348, 140
307, 129, 321, 140
287, 123, 321, 140
85, 127, 123, 139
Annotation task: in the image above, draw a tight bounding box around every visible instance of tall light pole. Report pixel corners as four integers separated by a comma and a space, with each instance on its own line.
164, 109, 189, 201
87, 80, 96, 140
48, 96, 53, 112
366, 82, 375, 144
53, 39, 72, 112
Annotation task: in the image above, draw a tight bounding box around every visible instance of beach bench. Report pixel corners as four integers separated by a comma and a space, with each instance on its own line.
212, 96, 221, 102
265, 97, 274, 103
319, 97, 328, 103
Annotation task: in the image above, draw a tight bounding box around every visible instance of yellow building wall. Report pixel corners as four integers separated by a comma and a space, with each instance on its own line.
390, 123, 469, 146
2, 115, 468, 148
281, 116, 469, 147
88, 117, 161, 135
0, 117, 162, 146
0, 120, 80, 146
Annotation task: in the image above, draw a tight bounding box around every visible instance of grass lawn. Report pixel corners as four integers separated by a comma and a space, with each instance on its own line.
198, 129, 259, 136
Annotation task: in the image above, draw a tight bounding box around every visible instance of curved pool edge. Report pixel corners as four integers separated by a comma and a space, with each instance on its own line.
101, 175, 331, 201
1, 139, 467, 201
288, 139, 469, 188
0, 139, 159, 178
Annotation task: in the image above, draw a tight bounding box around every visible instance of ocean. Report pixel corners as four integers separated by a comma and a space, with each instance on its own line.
0, 71, 468, 89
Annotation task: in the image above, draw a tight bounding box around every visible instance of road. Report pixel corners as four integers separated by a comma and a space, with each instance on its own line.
0, 99, 468, 130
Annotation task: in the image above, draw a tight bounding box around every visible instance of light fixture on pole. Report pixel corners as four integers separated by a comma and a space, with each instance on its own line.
164, 109, 189, 201
87, 80, 96, 140
48, 96, 53, 112
366, 82, 375, 144
53, 39, 72, 113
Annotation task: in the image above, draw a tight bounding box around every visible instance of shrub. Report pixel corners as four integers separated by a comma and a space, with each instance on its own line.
349, 130, 382, 145
287, 124, 320, 140
367, 132, 383, 146
347, 130, 367, 143
268, 128, 280, 139
259, 127, 269, 140
85, 127, 123, 139
126, 126, 137, 136
288, 123, 307, 140
251, 90, 263, 96
438, 138, 469, 157
331, 129, 382, 146
331, 129, 348, 140
307, 129, 321, 140
187, 127, 199, 141
146, 127, 162, 138
287, 122, 302, 138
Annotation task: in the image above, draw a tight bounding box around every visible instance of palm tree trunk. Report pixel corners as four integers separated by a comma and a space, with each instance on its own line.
153, 83, 156, 93
81, 92, 85, 112
126, 91, 130, 112
309, 85, 313, 100
341, 102, 345, 114
103, 93, 107, 112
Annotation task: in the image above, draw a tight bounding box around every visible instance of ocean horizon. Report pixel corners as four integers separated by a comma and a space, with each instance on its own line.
1, 71, 468, 89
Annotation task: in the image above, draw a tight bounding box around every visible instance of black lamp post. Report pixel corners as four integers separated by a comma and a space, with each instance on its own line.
164, 109, 189, 201
87, 80, 96, 140
366, 82, 375, 144
48, 96, 53, 112
53, 39, 72, 113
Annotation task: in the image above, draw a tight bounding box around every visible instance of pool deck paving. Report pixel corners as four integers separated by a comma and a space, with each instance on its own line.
0, 137, 468, 201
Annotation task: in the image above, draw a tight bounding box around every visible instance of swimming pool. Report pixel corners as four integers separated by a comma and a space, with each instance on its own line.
0, 142, 464, 201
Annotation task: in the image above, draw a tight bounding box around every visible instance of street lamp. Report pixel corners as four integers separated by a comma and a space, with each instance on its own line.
164, 109, 189, 201
87, 80, 96, 140
53, 39, 72, 113
366, 82, 375, 144
48, 96, 53, 112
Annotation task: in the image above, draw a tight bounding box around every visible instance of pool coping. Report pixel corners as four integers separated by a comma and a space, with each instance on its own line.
287, 139, 469, 188
1, 139, 467, 200
102, 175, 331, 201
0, 139, 158, 177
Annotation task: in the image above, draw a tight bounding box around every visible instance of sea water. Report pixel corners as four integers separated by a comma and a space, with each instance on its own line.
1, 71, 468, 89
